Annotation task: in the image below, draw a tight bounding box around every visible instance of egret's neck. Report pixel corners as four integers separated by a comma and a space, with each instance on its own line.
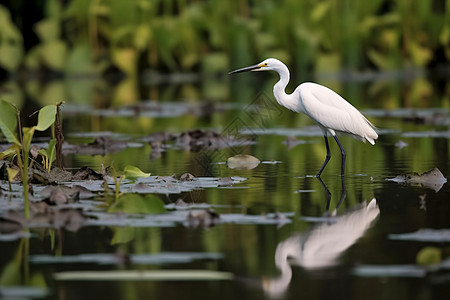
272, 64, 297, 111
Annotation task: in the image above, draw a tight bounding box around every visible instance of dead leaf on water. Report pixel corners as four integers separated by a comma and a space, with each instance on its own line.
32, 167, 73, 184
386, 167, 447, 192
217, 177, 234, 186
180, 173, 195, 181
72, 167, 104, 180
186, 209, 220, 228
227, 154, 260, 170
0, 215, 23, 234
39, 185, 95, 205
28, 204, 88, 232
43, 186, 69, 205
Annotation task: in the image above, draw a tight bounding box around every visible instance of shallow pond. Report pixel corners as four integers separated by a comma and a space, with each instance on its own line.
0, 74, 449, 299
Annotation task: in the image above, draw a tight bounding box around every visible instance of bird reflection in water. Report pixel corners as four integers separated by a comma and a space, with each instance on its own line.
263, 179, 379, 298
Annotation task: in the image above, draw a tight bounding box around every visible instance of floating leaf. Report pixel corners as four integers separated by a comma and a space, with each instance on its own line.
389, 229, 450, 242
227, 154, 260, 170
30, 252, 223, 265
0, 287, 49, 298
124, 165, 151, 181
353, 265, 426, 278
53, 270, 234, 281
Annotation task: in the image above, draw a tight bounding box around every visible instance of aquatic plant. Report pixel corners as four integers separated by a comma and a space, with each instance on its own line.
38, 139, 57, 173
1, 0, 448, 76
109, 163, 151, 201
0, 100, 58, 218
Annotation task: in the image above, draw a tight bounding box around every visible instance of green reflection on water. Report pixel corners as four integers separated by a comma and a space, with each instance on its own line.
0, 70, 449, 300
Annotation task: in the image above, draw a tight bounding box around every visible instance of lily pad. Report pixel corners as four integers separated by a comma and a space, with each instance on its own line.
389, 229, 450, 242
0, 287, 50, 298
227, 154, 260, 170
30, 252, 223, 265
85, 210, 293, 228
353, 265, 427, 278
402, 131, 450, 138
53, 270, 234, 281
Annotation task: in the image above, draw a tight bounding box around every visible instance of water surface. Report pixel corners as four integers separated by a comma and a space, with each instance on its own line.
0, 76, 449, 300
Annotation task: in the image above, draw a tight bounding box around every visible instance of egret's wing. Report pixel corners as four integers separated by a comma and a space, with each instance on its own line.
297, 83, 377, 143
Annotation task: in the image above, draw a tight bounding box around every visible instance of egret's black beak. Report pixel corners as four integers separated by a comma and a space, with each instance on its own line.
228, 64, 261, 74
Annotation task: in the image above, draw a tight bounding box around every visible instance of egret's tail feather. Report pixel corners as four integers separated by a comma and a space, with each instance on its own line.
366, 137, 376, 145
365, 129, 378, 145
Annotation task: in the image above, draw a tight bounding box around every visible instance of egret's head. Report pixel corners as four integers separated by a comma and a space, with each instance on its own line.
228, 58, 283, 74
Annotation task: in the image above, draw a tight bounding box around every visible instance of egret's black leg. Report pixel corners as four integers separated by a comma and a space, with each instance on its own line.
333, 135, 346, 177
335, 175, 347, 210
316, 175, 331, 210
316, 136, 331, 178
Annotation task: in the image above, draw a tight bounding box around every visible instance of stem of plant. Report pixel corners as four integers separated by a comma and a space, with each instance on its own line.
22, 147, 30, 219
115, 175, 124, 202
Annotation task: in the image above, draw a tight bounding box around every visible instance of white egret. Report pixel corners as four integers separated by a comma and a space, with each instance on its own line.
229, 58, 378, 177
262, 199, 380, 297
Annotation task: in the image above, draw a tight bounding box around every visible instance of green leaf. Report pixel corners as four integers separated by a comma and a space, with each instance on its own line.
0, 260, 21, 286
34, 19, 60, 42
111, 227, 135, 245
39, 40, 67, 70
108, 194, 165, 214
416, 247, 441, 265
0, 100, 19, 144
134, 25, 152, 52
0, 6, 24, 72
36, 105, 57, 131
124, 165, 150, 181
47, 138, 57, 163
65, 44, 96, 74
0, 145, 19, 160
22, 127, 36, 152
6, 167, 18, 182
38, 148, 47, 157
0, 43, 24, 72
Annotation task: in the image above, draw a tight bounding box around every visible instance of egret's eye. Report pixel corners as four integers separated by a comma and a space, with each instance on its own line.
264, 63, 268, 66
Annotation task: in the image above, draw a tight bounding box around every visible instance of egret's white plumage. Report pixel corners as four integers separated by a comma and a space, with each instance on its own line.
262, 199, 380, 297
229, 58, 378, 176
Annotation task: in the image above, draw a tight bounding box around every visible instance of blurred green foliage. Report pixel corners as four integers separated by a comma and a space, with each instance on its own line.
0, 0, 448, 76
